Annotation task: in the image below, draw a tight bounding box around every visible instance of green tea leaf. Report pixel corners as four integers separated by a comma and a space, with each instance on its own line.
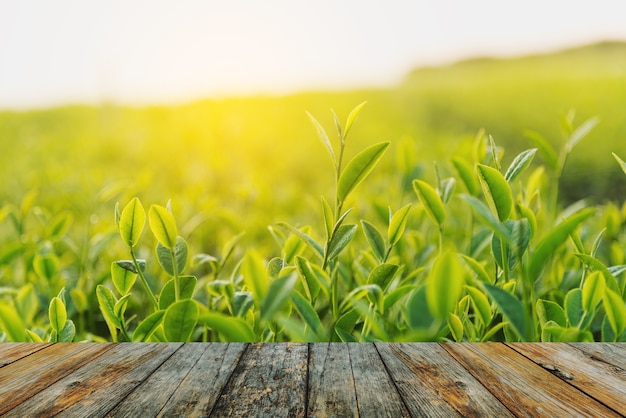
321, 196, 334, 240
119, 198, 145, 248
460, 255, 493, 284
132, 310, 165, 342
564, 288, 584, 328
491, 218, 531, 270
582, 271, 605, 313
277, 222, 324, 259
149, 204, 178, 249
0, 304, 26, 341
504, 148, 537, 183
426, 251, 465, 320
48, 297, 67, 333
476, 164, 513, 222
574, 253, 620, 294
111, 262, 137, 295
439, 178, 456, 204
337, 142, 390, 204
340, 284, 383, 314
460, 195, 512, 244
291, 291, 326, 341
483, 284, 529, 341
156, 236, 188, 276
33, 253, 59, 281
260, 272, 297, 325
613, 152, 626, 175
96, 285, 119, 340
413, 179, 445, 226
344, 101, 367, 140
566, 116, 598, 154
524, 130, 558, 170
452, 157, 480, 196
232, 292, 254, 317
448, 313, 464, 342
295, 256, 321, 300
407, 286, 437, 329
199, 312, 256, 342
306, 111, 336, 164
536, 299, 567, 328
159, 275, 197, 310
383, 285, 415, 312
58, 320, 75, 342
529, 208, 595, 279
163, 299, 198, 342
242, 250, 270, 304
361, 220, 386, 262
326, 224, 357, 261
603, 288, 626, 337
367, 263, 400, 291
388, 204, 412, 247
46, 211, 73, 240
465, 286, 492, 326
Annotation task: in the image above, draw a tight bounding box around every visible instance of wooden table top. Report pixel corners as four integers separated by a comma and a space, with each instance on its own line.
0, 342, 624, 417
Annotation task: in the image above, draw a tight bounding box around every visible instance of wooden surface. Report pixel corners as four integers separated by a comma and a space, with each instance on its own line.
0, 343, 624, 417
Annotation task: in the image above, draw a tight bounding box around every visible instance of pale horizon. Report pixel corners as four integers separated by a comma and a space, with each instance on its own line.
2, 0, 626, 109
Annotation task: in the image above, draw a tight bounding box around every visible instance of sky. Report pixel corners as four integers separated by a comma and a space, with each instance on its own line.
1, 0, 626, 109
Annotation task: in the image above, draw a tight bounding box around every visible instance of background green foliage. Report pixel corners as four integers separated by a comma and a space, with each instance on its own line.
1, 41, 626, 342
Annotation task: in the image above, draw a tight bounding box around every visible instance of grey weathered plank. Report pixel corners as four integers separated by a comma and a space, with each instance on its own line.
376, 343, 513, 417
105, 343, 210, 417
349, 344, 410, 417
443, 343, 621, 417
157, 343, 247, 417
0, 342, 113, 416
4, 342, 181, 417
0, 342, 51, 367
210, 343, 308, 417
507, 343, 626, 415
568, 342, 626, 370
307, 343, 358, 418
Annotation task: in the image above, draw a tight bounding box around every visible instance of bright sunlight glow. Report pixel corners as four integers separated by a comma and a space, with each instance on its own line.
1, 0, 626, 109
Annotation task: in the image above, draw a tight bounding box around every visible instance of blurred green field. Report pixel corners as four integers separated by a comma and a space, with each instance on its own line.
2, 41, 626, 342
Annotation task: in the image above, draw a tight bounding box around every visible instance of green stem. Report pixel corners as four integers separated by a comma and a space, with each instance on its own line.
170, 247, 180, 301
130, 248, 159, 311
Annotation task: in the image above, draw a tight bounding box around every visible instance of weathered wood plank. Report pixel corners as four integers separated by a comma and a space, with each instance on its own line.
210, 343, 308, 417
157, 343, 247, 417
443, 343, 620, 417
568, 342, 626, 370
507, 343, 626, 415
349, 344, 410, 417
376, 343, 513, 417
0, 342, 51, 367
0, 342, 113, 416
307, 343, 358, 418
4, 342, 181, 417
105, 343, 210, 417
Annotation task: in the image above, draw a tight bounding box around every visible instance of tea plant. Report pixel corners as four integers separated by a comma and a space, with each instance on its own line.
1, 103, 626, 343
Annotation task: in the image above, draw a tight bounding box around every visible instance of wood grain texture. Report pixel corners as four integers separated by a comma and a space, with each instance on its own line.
157, 343, 247, 417
0, 342, 51, 367
4, 343, 181, 417
105, 343, 209, 417
350, 343, 410, 417
210, 343, 308, 417
568, 342, 626, 369
377, 343, 513, 417
508, 343, 626, 415
307, 343, 358, 418
443, 343, 621, 417
0, 342, 114, 416
0, 342, 623, 417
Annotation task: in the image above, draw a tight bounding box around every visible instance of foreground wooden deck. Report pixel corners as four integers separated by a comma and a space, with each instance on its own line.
0, 343, 625, 417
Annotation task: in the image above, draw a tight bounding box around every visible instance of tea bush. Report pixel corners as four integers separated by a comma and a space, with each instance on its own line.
1, 102, 625, 342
